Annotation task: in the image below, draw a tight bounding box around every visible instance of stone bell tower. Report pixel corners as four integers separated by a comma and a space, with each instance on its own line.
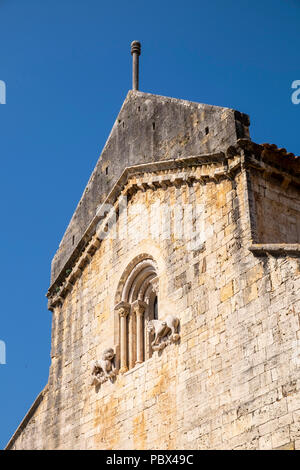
6, 42, 300, 450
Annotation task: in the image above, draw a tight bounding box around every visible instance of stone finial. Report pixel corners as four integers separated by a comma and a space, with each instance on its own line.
131, 40, 141, 91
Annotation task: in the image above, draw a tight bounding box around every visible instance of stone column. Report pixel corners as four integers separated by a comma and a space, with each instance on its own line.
115, 302, 130, 374
132, 300, 147, 365
128, 309, 136, 370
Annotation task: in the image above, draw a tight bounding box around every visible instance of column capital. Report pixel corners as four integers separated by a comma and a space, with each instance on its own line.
132, 300, 147, 317
115, 301, 130, 318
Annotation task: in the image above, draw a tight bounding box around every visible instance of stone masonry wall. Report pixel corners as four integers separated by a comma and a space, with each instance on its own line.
250, 168, 300, 244
7, 167, 300, 450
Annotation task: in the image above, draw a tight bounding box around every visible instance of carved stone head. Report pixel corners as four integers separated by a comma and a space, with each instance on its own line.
102, 347, 115, 361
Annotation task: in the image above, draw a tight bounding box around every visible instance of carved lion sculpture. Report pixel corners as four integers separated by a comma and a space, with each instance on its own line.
147, 315, 180, 351
91, 347, 116, 386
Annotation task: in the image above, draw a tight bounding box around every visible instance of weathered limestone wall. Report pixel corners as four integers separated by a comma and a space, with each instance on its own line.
7, 165, 300, 450
250, 169, 300, 244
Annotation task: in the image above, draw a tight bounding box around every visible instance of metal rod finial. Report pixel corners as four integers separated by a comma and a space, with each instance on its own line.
131, 40, 141, 56
131, 41, 141, 91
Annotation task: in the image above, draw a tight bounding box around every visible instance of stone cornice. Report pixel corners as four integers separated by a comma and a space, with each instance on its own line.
228, 139, 300, 187
46, 142, 300, 310
249, 244, 300, 257
47, 151, 241, 309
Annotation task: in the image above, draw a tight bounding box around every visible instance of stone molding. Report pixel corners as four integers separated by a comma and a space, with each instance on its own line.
249, 244, 300, 257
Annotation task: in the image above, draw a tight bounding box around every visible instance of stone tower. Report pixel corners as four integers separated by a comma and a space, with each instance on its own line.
6, 43, 300, 450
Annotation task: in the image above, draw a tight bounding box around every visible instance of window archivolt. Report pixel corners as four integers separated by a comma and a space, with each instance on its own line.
115, 255, 159, 373
91, 255, 180, 387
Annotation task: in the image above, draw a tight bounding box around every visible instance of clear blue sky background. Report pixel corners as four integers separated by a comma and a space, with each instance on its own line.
0, 0, 299, 449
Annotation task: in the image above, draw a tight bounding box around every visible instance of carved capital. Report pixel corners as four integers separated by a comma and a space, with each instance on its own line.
114, 301, 130, 318
131, 300, 147, 317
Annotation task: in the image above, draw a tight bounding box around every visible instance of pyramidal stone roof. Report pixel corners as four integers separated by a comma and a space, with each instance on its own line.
50, 90, 250, 285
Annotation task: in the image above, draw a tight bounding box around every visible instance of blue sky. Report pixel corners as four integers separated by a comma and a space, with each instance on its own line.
0, 0, 299, 449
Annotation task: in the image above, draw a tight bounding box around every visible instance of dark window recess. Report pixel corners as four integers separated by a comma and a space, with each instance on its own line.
122, 122, 125, 128
105, 166, 109, 175
205, 127, 209, 135
72, 235, 75, 245
154, 296, 158, 320
152, 122, 155, 130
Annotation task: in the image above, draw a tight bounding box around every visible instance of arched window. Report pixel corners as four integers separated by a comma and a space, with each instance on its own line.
114, 255, 159, 373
